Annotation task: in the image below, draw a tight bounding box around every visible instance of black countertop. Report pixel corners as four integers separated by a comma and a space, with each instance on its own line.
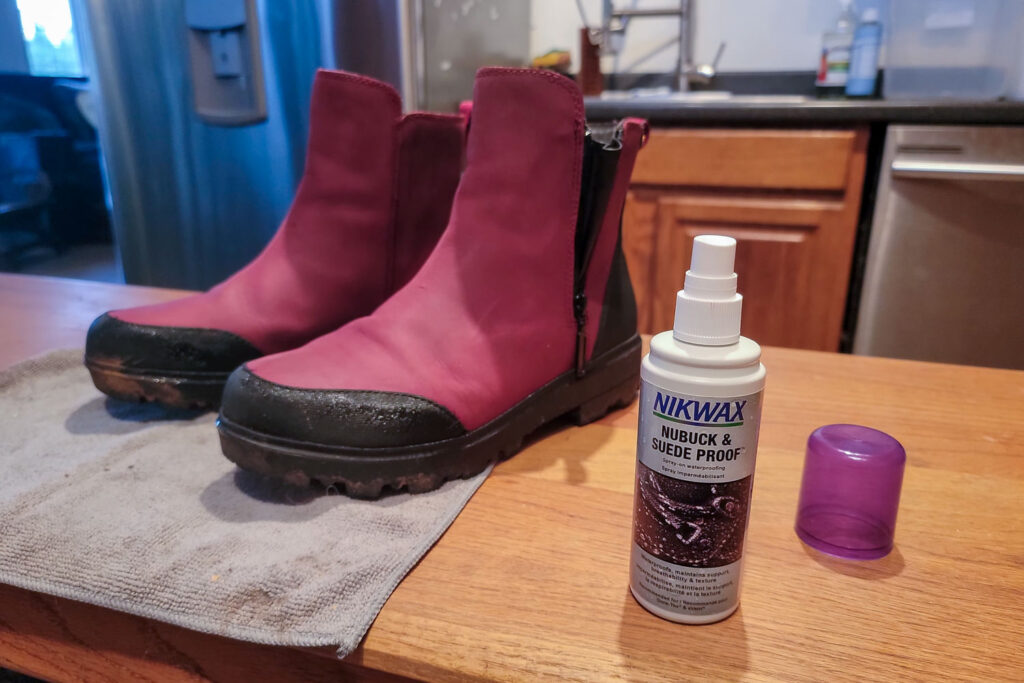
584, 96, 1024, 126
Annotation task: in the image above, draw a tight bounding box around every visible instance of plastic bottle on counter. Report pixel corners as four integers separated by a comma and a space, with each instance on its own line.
815, 0, 857, 97
846, 8, 882, 97
629, 235, 766, 624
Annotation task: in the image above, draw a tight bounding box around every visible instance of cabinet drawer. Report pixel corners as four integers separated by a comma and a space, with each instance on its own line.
632, 129, 857, 191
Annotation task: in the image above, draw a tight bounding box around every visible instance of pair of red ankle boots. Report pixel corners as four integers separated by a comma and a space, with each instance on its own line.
85, 67, 647, 497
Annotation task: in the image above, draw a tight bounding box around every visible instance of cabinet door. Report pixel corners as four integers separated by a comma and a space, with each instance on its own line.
651, 195, 857, 351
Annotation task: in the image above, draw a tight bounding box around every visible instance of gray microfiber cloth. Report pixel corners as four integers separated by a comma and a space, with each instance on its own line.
0, 350, 490, 657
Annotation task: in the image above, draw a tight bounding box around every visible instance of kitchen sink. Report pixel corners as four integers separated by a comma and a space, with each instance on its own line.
595, 89, 811, 105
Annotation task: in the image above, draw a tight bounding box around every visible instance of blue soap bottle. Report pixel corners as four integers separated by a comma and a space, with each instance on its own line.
846, 8, 882, 97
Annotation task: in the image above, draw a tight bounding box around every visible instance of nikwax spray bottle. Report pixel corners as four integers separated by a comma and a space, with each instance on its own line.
630, 235, 765, 624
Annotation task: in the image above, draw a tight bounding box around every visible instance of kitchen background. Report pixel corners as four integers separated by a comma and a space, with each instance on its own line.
0, 0, 1022, 370
535, 0, 888, 75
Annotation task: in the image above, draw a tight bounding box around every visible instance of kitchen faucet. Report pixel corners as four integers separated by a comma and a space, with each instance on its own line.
577, 0, 725, 92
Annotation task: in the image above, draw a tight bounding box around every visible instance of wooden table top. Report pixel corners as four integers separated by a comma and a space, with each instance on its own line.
1, 272, 1022, 682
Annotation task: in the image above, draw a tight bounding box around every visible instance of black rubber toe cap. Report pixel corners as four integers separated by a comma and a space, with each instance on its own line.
219, 365, 467, 450
85, 313, 264, 376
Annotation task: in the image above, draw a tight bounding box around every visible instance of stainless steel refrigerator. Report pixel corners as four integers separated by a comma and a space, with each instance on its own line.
77, 0, 529, 289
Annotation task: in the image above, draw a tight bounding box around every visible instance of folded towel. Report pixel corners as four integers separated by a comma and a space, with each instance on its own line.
0, 350, 489, 656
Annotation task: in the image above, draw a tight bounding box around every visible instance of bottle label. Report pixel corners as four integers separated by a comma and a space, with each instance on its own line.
630, 382, 763, 620
821, 45, 851, 86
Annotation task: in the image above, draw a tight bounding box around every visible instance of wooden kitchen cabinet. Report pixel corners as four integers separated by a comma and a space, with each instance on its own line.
623, 127, 868, 351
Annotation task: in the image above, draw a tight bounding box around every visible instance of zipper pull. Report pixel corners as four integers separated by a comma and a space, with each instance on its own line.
574, 291, 587, 378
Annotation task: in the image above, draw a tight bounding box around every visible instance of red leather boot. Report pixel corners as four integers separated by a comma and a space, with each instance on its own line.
84, 70, 465, 409
217, 68, 648, 496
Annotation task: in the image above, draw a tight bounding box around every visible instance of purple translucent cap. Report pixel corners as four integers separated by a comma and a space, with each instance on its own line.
795, 424, 906, 560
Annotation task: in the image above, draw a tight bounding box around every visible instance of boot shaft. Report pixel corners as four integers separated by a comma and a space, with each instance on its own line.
451, 68, 647, 375
287, 71, 403, 298
108, 69, 466, 355
290, 71, 466, 303
391, 113, 466, 294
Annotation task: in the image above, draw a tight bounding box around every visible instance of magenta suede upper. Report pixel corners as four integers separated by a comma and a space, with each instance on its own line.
391, 113, 467, 293
111, 70, 464, 355
247, 68, 587, 430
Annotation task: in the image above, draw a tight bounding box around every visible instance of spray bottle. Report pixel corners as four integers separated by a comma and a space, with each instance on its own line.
629, 235, 765, 624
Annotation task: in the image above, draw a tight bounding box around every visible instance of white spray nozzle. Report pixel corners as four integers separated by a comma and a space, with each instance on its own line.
685, 235, 738, 295
673, 235, 744, 346
690, 234, 734, 273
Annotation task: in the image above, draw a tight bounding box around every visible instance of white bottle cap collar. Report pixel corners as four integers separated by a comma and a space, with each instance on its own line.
673, 235, 743, 346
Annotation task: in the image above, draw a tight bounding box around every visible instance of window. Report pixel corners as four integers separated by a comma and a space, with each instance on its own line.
17, 0, 84, 77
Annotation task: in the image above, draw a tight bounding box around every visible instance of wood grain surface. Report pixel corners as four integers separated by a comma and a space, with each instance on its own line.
630, 129, 857, 191
1, 273, 1022, 682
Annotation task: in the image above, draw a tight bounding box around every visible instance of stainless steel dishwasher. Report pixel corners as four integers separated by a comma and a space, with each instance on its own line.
853, 125, 1024, 370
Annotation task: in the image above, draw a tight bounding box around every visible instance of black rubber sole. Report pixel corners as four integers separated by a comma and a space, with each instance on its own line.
217, 334, 642, 498
85, 358, 230, 410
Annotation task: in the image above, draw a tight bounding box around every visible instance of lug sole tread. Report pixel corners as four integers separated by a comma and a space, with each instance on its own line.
217, 335, 642, 499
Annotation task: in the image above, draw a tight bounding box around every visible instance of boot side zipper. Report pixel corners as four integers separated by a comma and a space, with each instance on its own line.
574, 291, 588, 378
573, 123, 624, 379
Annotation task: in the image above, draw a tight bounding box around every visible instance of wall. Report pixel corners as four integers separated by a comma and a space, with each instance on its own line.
531, 0, 887, 75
